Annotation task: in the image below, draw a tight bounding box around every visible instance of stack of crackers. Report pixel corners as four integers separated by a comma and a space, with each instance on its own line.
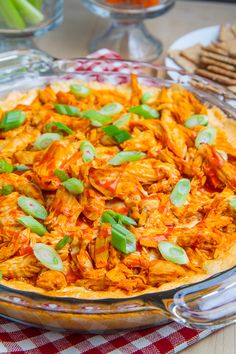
168, 24, 236, 94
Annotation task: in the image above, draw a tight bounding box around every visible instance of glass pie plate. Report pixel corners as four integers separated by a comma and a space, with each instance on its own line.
0, 50, 236, 333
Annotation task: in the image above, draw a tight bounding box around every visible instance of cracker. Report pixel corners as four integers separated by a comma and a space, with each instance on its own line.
206, 65, 236, 79
200, 56, 235, 71
231, 25, 236, 37
203, 44, 228, 56
180, 44, 202, 65
215, 39, 236, 58
219, 24, 235, 42
195, 68, 236, 86
202, 51, 236, 66
168, 50, 196, 73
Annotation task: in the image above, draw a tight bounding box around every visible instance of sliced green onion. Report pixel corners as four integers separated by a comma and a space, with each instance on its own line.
170, 178, 191, 207
80, 140, 96, 163
70, 84, 91, 98
1, 184, 14, 196
0, 110, 26, 131
216, 149, 228, 161
0, 270, 2, 279
14, 165, 30, 171
28, 0, 43, 10
101, 210, 137, 226
34, 133, 62, 150
195, 127, 216, 149
100, 103, 123, 117
83, 109, 112, 127
100, 211, 117, 225
56, 236, 72, 250
17, 216, 47, 236
141, 92, 154, 104
18, 196, 48, 220
111, 223, 136, 254
12, 0, 44, 25
114, 113, 131, 128
158, 241, 189, 265
54, 169, 69, 182
0, 0, 25, 30
45, 121, 73, 135
0, 159, 14, 173
184, 114, 209, 128
109, 151, 146, 166
129, 104, 159, 119
62, 178, 84, 195
229, 198, 236, 211
103, 125, 131, 144
55, 104, 81, 117
33, 243, 63, 271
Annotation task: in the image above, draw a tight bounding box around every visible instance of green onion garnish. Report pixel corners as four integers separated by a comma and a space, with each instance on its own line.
158, 241, 189, 265
0, 0, 25, 30
100, 103, 123, 117
229, 198, 236, 211
33, 243, 63, 271
141, 92, 154, 104
170, 178, 191, 207
111, 223, 136, 254
216, 149, 228, 161
34, 133, 62, 150
109, 151, 146, 166
0, 270, 2, 279
184, 114, 209, 128
103, 125, 131, 144
28, 0, 43, 10
18, 196, 48, 220
62, 178, 84, 195
195, 127, 216, 149
54, 169, 69, 182
12, 0, 44, 25
101, 210, 137, 226
80, 140, 96, 163
0, 110, 26, 131
1, 184, 14, 196
54, 104, 81, 117
45, 122, 73, 135
70, 84, 91, 98
17, 216, 47, 236
83, 109, 112, 127
129, 104, 159, 119
56, 236, 72, 251
114, 113, 131, 128
14, 165, 30, 171
0, 159, 14, 173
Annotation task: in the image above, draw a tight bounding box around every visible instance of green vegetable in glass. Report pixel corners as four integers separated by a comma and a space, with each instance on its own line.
0, 0, 25, 30
1, 184, 14, 196
45, 121, 73, 135
18, 196, 48, 220
129, 104, 159, 119
33, 243, 63, 271
70, 84, 91, 98
141, 92, 154, 104
0, 110, 26, 131
12, 0, 44, 25
0, 159, 14, 173
111, 223, 136, 254
216, 149, 228, 161
100, 102, 123, 117
195, 127, 216, 149
54, 169, 69, 182
83, 109, 112, 127
109, 151, 146, 166
103, 125, 131, 144
54, 104, 81, 117
80, 140, 96, 163
62, 178, 84, 195
114, 113, 131, 128
34, 133, 62, 150
158, 241, 189, 265
17, 216, 47, 236
28, 0, 43, 10
170, 178, 191, 207
56, 236, 72, 250
184, 114, 209, 128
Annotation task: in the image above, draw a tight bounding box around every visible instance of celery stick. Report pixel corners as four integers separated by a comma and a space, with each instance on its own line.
0, 0, 25, 30
12, 0, 44, 25
28, 0, 43, 10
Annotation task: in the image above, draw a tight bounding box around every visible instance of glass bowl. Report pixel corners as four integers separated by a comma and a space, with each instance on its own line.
0, 0, 64, 53
80, 0, 175, 62
0, 50, 235, 333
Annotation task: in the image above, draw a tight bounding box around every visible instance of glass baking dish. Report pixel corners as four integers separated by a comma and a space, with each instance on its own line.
0, 50, 236, 333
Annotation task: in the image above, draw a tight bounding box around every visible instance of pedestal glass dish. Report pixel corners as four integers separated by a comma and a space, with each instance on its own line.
80, 0, 175, 61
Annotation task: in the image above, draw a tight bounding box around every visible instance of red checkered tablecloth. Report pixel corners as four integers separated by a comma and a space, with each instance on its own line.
0, 49, 216, 353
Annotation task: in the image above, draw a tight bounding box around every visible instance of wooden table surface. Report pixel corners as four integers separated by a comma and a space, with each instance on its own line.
36, 1, 236, 353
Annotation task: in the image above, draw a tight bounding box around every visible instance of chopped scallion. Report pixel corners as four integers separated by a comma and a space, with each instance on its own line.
18, 196, 48, 220
100, 102, 123, 116
101, 210, 137, 226
83, 109, 112, 127
0, 159, 14, 173
141, 92, 154, 104
1, 184, 14, 196
70, 84, 91, 98
170, 178, 191, 207
80, 140, 96, 163
114, 113, 131, 128
34, 133, 62, 150
0, 110, 26, 131
195, 127, 216, 149
103, 125, 131, 144
56, 236, 72, 250
184, 114, 209, 128
109, 151, 146, 166
14, 165, 30, 171
54, 169, 69, 182
129, 104, 159, 119
45, 122, 73, 135
229, 198, 236, 211
158, 241, 189, 265
55, 104, 81, 117
62, 178, 84, 195
111, 223, 136, 254
33, 243, 63, 271
17, 216, 47, 236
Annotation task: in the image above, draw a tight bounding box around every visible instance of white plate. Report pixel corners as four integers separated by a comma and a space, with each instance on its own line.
165, 25, 220, 80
